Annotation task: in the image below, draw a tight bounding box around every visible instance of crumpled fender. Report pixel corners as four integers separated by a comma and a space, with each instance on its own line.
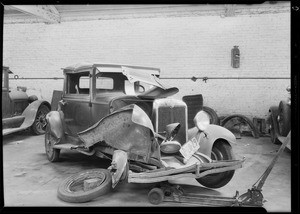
21, 100, 51, 129
188, 124, 236, 157
78, 104, 162, 167
45, 110, 65, 139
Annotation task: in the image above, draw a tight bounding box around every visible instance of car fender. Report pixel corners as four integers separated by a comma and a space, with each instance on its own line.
196, 124, 236, 157
78, 104, 162, 167
20, 100, 51, 129
45, 110, 65, 139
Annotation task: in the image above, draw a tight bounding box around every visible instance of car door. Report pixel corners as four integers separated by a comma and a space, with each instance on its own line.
2, 67, 11, 118
61, 70, 93, 136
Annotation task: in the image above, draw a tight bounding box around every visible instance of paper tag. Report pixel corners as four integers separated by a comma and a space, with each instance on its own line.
179, 137, 200, 161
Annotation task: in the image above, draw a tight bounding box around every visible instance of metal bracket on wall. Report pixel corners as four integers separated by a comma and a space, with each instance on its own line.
202, 77, 208, 83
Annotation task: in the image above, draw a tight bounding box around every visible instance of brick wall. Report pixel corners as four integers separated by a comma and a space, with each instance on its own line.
3, 11, 290, 119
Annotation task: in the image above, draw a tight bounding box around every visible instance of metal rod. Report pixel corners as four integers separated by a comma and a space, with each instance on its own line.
160, 77, 290, 80
9, 77, 64, 80
9, 77, 290, 80
255, 131, 291, 190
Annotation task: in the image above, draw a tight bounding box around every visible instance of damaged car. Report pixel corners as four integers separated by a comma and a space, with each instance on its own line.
45, 63, 244, 203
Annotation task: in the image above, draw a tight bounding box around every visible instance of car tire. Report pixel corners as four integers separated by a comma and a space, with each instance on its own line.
196, 140, 235, 189
278, 101, 291, 137
45, 125, 60, 162
57, 169, 112, 203
32, 104, 50, 135
202, 106, 219, 125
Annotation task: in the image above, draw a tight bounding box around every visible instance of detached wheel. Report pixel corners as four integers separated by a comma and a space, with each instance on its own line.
32, 104, 50, 135
57, 169, 112, 203
202, 106, 219, 125
221, 114, 259, 138
148, 188, 164, 205
45, 125, 60, 162
197, 140, 235, 189
278, 101, 291, 137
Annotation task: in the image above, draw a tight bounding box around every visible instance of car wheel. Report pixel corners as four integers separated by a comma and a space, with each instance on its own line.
32, 104, 50, 135
196, 140, 235, 189
57, 169, 112, 203
45, 125, 60, 162
202, 106, 219, 125
278, 101, 291, 137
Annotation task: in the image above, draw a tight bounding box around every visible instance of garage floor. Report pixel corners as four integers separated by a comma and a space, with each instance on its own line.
3, 131, 291, 212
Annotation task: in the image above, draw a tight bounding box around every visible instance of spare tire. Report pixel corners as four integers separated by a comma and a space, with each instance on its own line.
57, 169, 112, 203
202, 106, 219, 125
221, 114, 259, 139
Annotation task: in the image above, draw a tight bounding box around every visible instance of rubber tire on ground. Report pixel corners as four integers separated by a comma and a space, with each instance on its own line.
202, 106, 219, 125
57, 169, 112, 203
196, 140, 235, 189
148, 188, 165, 205
278, 101, 291, 137
45, 125, 60, 162
221, 114, 259, 138
32, 104, 50, 135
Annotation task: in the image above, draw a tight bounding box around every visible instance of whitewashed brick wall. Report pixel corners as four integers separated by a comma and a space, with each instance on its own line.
3, 11, 290, 119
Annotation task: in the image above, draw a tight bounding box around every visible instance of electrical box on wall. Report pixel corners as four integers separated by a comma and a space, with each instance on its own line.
231, 46, 240, 68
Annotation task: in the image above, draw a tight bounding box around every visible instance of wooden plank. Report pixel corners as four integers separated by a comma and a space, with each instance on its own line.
129, 164, 242, 183
129, 159, 245, 179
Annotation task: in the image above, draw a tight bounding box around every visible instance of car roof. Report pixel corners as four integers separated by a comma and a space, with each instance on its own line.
62, 62, 160, 76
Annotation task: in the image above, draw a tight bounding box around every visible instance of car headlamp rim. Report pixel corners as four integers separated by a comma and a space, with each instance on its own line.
193, 110, 210, 131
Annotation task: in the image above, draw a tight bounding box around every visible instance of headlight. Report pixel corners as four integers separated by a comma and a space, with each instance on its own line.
193, 110, 210, 131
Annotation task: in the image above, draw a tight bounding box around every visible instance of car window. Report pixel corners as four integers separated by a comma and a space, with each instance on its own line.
66, 72, 90, 95
79, 77, 89, 88
96, 77, 114, 90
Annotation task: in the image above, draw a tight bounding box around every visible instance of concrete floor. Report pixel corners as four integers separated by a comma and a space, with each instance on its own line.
3, 130, 291, 211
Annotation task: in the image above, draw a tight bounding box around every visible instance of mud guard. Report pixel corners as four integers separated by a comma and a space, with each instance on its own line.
78, 104, 162, 168
45, 110, 66, 140
108, 150, 128, 188
19, 100, 51, 129
188, 125, 236, 158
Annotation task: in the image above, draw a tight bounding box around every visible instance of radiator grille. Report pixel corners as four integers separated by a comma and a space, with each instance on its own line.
154, 99, 187, 145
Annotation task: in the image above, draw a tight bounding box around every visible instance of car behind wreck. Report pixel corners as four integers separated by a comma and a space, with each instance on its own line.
2, 66, 50, 136
45, 63, 244, 203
